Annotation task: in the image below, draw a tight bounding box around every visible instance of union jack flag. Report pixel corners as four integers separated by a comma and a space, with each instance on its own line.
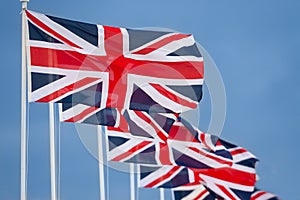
58, 105, 257, 169
105, 109, 257, 169
172, 186, 279, 200
59, 104, 258, 172
26, 10, 204, 113
138, 163, 257, 200
137, 126, 258, 199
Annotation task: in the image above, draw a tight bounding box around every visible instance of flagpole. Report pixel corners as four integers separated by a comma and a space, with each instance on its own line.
49, 103, 57, 200
57, 104, 62, 200
97, 126, 106, 200
130, 163, 135, 200
104, 126, 110, 200
160, 188, 165, 200
20, 1, 29, 200
136, 164, 140, 200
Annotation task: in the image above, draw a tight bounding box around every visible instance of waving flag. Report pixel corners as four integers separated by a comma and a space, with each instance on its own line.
108, 124, 233, 168
106, 110, 257, 169
137, 122, 258, 200
138, 164, 257, 199
59, 105, 257, 169
107, 123, 235, 168
172, 186, 279, 200
26, 10, 204, 113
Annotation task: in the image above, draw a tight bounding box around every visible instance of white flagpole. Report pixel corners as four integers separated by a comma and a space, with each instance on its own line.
136, 164, 140, 200
20, 1, 29, 200
104, 126, 110, 200
130, 163, 135, 200
160, 188, 165, 200
49, 103, 57, 200
57, 104, 63, 200
97, 126, 106, 200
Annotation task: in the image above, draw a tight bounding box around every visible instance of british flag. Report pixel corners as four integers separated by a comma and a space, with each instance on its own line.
104, 109, 257, 170
172, 186, 279, 200
138, 163, 257, 200
58, 104, 257, 169
58, 103, 258, 172
26, 10, 204, 113
137, 124, 258, 199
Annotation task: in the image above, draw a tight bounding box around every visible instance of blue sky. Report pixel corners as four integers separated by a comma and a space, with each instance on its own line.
1, 0, 299, 199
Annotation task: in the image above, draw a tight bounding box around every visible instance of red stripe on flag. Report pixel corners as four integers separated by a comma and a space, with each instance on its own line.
159, 143, 173, 165
117, 109, 130, 132
115, 58, 204, 79
36, 77, 100, 102
103, 26, 123, 55
200, 134, 214, 151
194, 189, 210, 199
251, 191, 267, 200
217, 184, 238, 200
197, 167, 256, 187
30, 47, 203, 79
111, 140, 152, 162
168, 125, 199, 142
133, 111, 168, 142
132, 34, 191, 55
149, 83, 198, 109
144, 166, 182, 188
230, 148, 248, 156
26, 11, 82, 49
30, 47, 106, 71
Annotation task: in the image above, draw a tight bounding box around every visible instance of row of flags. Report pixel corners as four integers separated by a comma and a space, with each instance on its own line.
24, 9, 279, 199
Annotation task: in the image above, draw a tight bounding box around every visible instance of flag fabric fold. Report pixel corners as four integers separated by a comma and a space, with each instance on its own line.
60, 106, 257, 170
60, 104, 257, 172
106, 113, 258, 170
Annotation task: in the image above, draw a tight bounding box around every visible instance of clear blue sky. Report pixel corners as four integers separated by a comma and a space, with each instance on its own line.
1, 0, 299, 199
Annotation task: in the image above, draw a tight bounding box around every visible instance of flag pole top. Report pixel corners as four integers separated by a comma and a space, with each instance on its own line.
20, 0, 29, 10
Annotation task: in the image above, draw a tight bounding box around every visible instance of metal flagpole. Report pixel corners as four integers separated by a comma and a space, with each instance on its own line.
160, 188, 165, 200
136, 164, 140, 200
20, 1, 29, 199
97, 126, 106, 200
130, 163, 135, 200
49, 103, 57, 200
57, 104, 63, 200
104, 126, 110, 200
